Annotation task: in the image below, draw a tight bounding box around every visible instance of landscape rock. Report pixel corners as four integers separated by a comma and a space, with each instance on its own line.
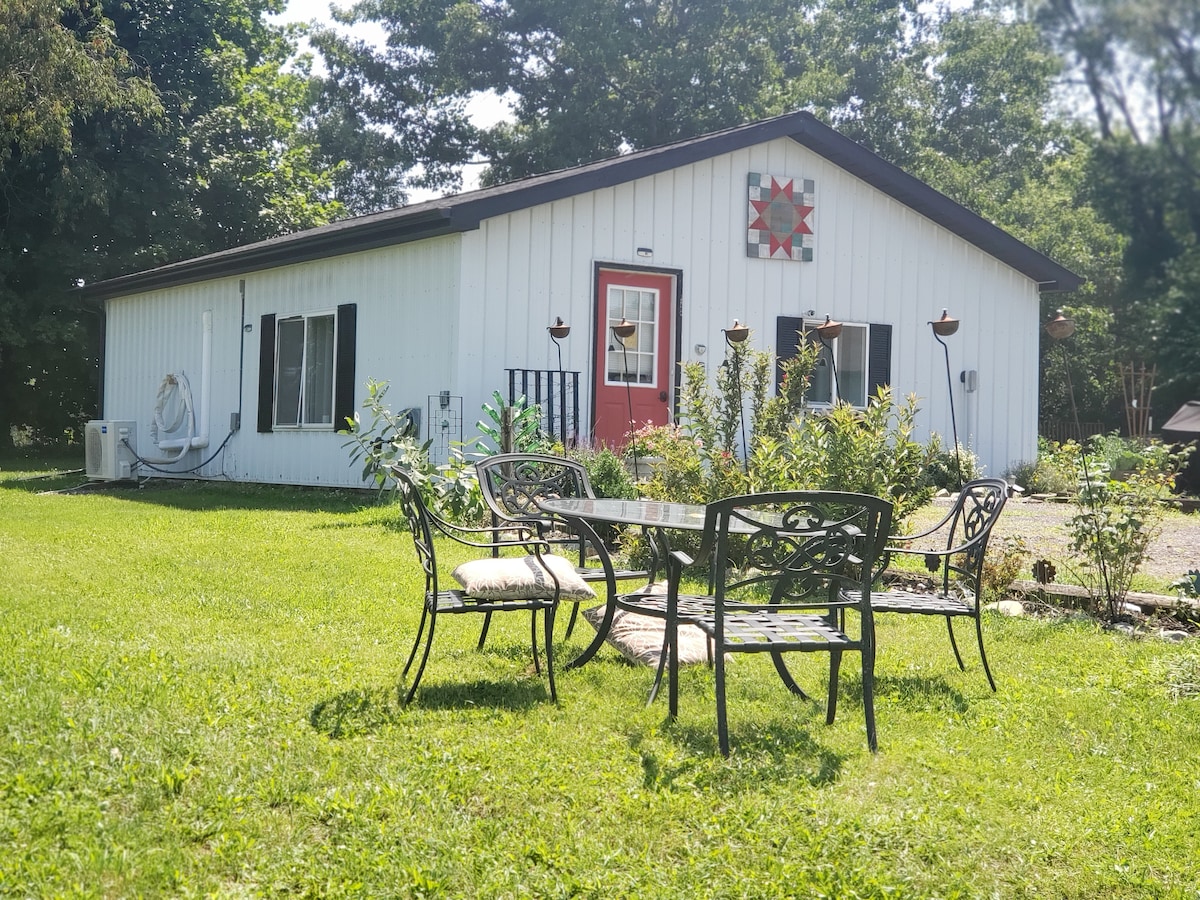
985, 600, 1025, 617
1158, 629, 1191, 643
1109, 622, 1140, 638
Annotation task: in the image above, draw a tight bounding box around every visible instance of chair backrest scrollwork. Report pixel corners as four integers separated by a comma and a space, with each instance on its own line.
390, 467, 439, 594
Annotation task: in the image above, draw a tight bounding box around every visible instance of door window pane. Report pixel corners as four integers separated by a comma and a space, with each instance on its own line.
606, 286, 658, 386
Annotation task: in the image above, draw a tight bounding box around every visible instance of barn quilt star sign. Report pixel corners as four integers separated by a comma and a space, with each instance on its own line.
747, 173, 814, 261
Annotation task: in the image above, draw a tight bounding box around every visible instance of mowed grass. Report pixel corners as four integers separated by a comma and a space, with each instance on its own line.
2, 460, 1198, 898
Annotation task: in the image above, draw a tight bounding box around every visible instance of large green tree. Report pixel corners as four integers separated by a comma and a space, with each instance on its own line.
0, 0, 340, 448
1038, 0, 1200, 423
0, 0, 160, 447
326, 0, 955, 185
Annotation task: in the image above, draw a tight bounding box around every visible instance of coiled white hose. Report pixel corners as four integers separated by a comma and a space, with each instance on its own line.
143, 372, 195, 464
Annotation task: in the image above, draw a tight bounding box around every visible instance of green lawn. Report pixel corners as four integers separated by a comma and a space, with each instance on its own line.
2, 461, 1198, 897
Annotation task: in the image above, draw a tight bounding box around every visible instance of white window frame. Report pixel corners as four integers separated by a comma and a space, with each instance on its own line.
273, 310, 339, 429
804, 319, 870, 409
604, 285, 659, 388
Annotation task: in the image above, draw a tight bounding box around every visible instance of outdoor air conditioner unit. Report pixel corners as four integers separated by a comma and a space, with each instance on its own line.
85, 420, 138, 481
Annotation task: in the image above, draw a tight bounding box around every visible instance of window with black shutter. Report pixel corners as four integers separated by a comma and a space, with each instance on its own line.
775, 316, 892, 408
257, 303, 356, 432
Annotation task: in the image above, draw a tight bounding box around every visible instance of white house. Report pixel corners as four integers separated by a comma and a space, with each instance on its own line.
82, 111, 1080, 487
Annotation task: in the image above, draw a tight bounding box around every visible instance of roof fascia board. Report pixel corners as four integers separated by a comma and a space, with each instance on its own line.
447, 117, 806, 230
81, 208, 455, 300
82, 110, 1082, 298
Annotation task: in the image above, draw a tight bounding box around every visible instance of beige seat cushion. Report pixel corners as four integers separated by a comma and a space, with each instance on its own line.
451, 554, 596, 601
582, 603, 712, 668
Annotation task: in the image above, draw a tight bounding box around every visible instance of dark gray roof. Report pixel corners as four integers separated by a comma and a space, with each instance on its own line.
82, 111, 1082, 299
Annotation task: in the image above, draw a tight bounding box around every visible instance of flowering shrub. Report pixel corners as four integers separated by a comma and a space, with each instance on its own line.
623, 421, 678, 459
638, 331, 933, 527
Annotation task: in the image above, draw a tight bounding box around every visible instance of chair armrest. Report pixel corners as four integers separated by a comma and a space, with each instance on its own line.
427, 510, 547, 552
887, 503, 959, 545
669, 549, 695, 569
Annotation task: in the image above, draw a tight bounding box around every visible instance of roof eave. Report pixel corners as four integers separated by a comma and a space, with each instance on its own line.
80, 207, 455, 301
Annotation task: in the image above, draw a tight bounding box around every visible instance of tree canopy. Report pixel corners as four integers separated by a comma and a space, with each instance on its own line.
2, 0, 1196, 448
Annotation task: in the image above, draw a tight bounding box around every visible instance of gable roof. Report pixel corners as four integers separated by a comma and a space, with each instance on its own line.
82, 111, 1082, 300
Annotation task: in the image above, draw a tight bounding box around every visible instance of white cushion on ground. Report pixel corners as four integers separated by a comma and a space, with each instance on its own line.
581, 604, 711, 668
451, 554, 596, 601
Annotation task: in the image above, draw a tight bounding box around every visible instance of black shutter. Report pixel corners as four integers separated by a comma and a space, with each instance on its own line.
868, 323, 892, 395
334, 303, 357, 430
257, 314, 276, 433
775, 316, 803, 392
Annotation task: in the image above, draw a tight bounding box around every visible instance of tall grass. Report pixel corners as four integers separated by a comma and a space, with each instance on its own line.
1, 462, 1198, 897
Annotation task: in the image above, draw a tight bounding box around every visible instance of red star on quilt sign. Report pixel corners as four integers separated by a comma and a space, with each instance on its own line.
747, 174, 815, 261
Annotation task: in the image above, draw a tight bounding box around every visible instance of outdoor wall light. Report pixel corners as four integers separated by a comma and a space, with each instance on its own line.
636, 247, 653, 258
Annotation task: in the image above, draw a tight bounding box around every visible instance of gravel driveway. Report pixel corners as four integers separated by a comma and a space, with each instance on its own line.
910, 496, 1200, 585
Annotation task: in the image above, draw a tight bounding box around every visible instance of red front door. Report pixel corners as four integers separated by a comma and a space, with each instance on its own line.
592, 268, 676, 448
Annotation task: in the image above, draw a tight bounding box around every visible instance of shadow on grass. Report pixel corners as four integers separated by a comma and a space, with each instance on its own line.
310, 679, 551, 738
5, 474, 377, 513
310, 687, 405, 738
862, 673, 970, 713
657, 718, 847, 787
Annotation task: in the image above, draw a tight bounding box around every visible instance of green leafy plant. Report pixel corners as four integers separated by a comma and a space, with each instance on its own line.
341, 378, 434, 492
477, 391, 552, 454
922, 433, 982, 490
623, 421, 675, 459
979, 535, 1030, 601
567, 445, 637, 500
1065, 451, 1183, 621
638, 332, 932, 527
342, 379, 486, 521
1170, 570, 1200, 600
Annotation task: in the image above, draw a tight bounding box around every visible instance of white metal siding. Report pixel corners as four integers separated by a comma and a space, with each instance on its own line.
104, 137, 1044, 486
104, 280, 243, 480
103, 236, 462, 487
454, 137, 1041, 476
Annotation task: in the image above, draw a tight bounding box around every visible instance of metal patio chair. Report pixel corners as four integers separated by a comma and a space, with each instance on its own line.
868, 478, 1009, 690
475, 452, 651, 646
388, 466, 562, 705
663, 491, 894, 755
